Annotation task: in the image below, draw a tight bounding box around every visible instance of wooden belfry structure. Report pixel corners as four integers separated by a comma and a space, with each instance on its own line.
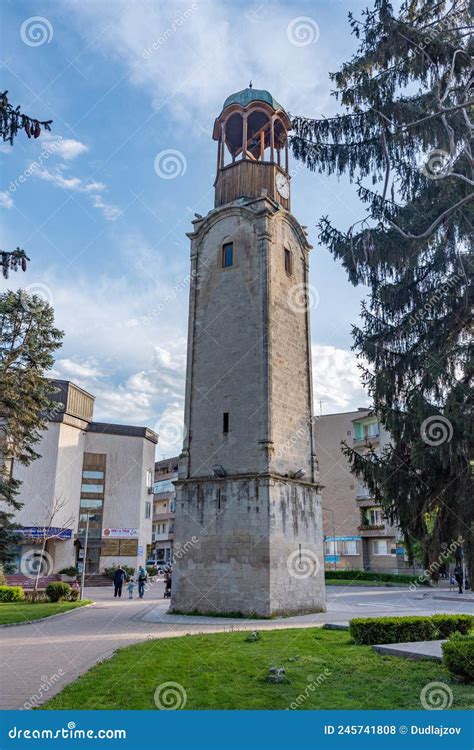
212, 86, 292, 210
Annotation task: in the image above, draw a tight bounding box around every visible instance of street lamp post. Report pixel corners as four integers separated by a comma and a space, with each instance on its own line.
79, 512, 91, 601
322, 506, 337, 572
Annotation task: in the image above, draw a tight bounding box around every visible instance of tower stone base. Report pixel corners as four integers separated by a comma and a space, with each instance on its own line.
170, 475, 326, 618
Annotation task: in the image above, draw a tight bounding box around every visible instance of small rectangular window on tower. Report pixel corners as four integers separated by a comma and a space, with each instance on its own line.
284, 248, 292, 274
222, 242, 233, 268
223, 412, 229, 433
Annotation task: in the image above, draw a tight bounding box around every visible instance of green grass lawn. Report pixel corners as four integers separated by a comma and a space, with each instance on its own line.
0, 600, 92, 625
325, 580, 408, 587
43, 628, 473, 710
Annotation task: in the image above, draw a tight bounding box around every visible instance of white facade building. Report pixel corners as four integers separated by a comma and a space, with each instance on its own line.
8, 380, 157, 577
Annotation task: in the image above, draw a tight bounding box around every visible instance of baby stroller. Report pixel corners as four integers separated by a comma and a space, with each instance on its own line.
164, 573, 172, 599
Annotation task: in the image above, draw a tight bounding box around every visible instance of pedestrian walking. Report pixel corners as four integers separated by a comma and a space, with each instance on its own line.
127, 578, 135, 599
453, 564, 464, 594
113, 566, 126, 598
137, 566, 148, 599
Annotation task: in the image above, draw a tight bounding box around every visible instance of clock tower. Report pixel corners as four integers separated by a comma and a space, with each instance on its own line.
171, 88, 326, 617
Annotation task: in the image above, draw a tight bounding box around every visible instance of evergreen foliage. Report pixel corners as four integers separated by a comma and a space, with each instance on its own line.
291, 1, 473, 578
0, 291, 63, 561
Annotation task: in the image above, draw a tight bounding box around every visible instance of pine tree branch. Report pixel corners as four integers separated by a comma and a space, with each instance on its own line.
386, 194, 473, 239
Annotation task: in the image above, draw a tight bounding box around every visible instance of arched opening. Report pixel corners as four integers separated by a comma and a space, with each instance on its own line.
274, 117, 288, 172
246, 110, 271, 161
223, 112, 243, 166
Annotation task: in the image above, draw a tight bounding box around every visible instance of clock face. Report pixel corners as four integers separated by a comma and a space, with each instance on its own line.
276, 172, 290, 199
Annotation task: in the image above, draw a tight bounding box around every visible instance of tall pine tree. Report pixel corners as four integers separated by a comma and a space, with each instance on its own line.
291, 0, 473, 580
0, 291, 63, 563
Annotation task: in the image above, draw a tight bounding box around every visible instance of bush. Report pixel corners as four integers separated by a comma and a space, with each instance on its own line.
442, 634, 474, 682
0, 564, 6, 586
349, 614, 474, 645
46, 582, 72, 602
103, 565, 135, 580
58, 566, 78, 576
67, 588, 80, 601
0, 585, 25, 602
325, 569, 429, 586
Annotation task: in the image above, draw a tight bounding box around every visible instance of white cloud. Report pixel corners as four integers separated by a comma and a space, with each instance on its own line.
312, 344, 369, 415
34, 167, 120, 220
91, 194, 121, 221
40, 133, 89, 161
66, 0, 333, 136
0, 190, 14, 209
35, 166, 104, 193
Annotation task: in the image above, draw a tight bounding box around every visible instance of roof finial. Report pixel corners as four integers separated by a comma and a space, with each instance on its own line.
249, 80, 253, 89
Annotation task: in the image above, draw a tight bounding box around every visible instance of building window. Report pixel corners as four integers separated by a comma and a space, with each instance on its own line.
80, 483, 104, 494
354, 419, 380, 440
78, 454, 106, 543
145, 501, 151, 519
325, 540, 338, 556
341, 540, 360, 556
372, 539, 391, 556
223, 412, 229, 433
83, 470, 104, 479
169, 498, 175, 513
146, 469, 153, 489
222, 242, 233, 268
369, 508, 383, 526
284, 248, 292, 274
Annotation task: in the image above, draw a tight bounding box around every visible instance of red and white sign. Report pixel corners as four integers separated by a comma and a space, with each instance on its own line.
102, 528, 139, 539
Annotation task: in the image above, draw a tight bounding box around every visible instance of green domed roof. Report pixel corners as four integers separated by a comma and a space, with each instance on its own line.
223, 88, 285, 113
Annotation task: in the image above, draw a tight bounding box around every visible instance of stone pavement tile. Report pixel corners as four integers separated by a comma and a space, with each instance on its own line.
372, 639, 444, 661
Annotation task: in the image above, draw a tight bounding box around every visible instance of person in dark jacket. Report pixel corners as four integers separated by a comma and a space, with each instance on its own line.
113, 566, 126, 597
453, 564, 464, 594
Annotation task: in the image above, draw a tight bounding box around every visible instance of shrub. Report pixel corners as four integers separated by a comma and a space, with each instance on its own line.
58, 566, 78, 576
0, 585, 25, 602
442, 634, 474, 682
67, 588, 80, 601
46, 582, 72, 602
324, 569, 429, 586
103, 565, 135, 580
0, 564, 6, 586
349, 614, 474, 645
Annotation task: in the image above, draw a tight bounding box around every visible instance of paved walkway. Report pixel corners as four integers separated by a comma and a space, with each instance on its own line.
1, 583, 472, 709
372, 639, 444, 661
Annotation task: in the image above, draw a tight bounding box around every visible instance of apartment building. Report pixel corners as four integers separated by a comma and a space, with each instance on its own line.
6, 380, 158, 576
315, 408, 411, 573
150, 456, 178, 564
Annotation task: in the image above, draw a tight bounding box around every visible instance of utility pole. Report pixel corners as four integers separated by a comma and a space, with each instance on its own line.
79, 512, 90, 601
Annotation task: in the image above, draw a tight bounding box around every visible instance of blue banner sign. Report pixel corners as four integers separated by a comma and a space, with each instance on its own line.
18, 527, 73, 540
0, 711, 470, 749
325, 536, 362, 542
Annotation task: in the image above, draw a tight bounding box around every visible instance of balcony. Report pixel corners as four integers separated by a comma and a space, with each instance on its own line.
358, 523, 388, 537
153, 511, 174, 521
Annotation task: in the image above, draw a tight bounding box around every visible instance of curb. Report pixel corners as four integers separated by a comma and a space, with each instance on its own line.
323, 623, 350, 630
0, 602, 95, 629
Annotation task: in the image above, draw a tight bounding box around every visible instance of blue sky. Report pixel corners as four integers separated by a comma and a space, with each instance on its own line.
1, 0, 371, 457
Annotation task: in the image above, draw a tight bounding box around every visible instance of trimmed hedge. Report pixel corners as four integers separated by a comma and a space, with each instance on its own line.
325, 569, 428, 586
0, 585, 25, 602
46, 582, 72, 602
442, 634, 474, 682
58, 566, 78, 576
349, 614, 474, 645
